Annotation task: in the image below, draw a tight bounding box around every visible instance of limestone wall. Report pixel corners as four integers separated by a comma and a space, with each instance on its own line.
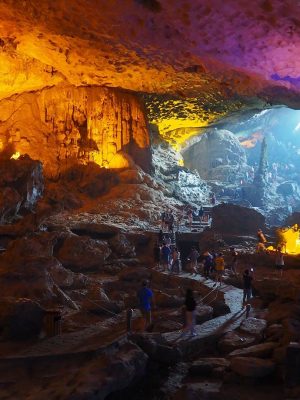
0, 86, 151, 176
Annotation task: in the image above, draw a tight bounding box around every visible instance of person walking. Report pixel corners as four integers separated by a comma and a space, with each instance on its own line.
214, 253, 225, 286
275, 246, 285, 278
188, 246, 200, 275
171, 247, 180, 274
203, 250, 213, 279
137, 280, 154, 331
181, 288, 197, 337
242, 269, 253, 308
230, 247, 238, 275
161, 242, 171, 272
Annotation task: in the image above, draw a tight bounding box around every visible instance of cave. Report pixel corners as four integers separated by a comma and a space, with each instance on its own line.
1, 1, 300, 399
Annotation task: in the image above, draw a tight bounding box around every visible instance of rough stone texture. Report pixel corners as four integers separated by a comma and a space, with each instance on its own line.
228, 342, 277, 359
212, 203, 266, 235
0, 0, 299, 148
239, 318, 267, 339
195, 305, 214, 324
173, 381, 222, 400
0, 298, 45, 340
183, 129, 247, 183
189, 358, 230, 376
0, 157, 44, 223
56, 234, 111, 271
108, 233, 136, 258
230, 357, 275, 378
0, 87, 151, 176
218, 331, 257, 354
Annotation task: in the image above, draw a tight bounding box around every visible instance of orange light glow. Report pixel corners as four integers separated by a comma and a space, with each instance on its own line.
272, 224, 300, 255
10, 151, 20, 160
240, 132, 263, 149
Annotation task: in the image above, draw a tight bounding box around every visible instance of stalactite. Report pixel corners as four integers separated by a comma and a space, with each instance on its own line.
0, 86, 151, 176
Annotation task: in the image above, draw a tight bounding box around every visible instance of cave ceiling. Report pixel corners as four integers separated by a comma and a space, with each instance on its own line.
1, 0, 300, 147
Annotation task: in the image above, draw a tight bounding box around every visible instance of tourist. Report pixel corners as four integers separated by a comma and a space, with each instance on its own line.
176, 208, 184, 232
230, 247, 238, 275
171, 247, 180, 273
137, 280, 154, 331
161, 210, 166, 231
210, 192, 216, 205
214, 253, 225, 286
242, 269, 253, 307
203, 250, 213, 279
158, 229, 164, 244
161, 242, 171, 272
187, 208, 193, 230
181, 288, 197, 337
256, 228, 267, 252
188, 246, 200, 275
198, 206, 204, 222
168, 211, 174, 233
275, 246, 285, 277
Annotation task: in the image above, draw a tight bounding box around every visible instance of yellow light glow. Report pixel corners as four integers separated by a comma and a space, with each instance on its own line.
276, 224, 300, 255
178, 158, 184, 166
10, 151, 20, 160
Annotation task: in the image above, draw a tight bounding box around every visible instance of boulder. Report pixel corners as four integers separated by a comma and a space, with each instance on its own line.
230, 357, 275, 378
211, 203, 266, 235
265, 323, 284, 341
0, 298, 45, 340
118, 267, 152, 283
109, 233, 136, 257
0, 157, 43, 223
153, 319, 182, 333
212, 301, 231, 318
228, 342, 277, 358
239, 318, 267, 339
189, 358, 230, 376
195, 305, 213, 324
173, 381, 222, 400
154, 291, 183, 308
56, 234, 111, 271
218, 331, 256, 353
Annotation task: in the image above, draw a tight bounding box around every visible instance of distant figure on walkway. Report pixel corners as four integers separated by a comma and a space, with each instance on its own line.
181, 288, 197, 337
242, 269, 253, 307
203, 250, 213, 278
230, 247, 238, 275
171, 247, 180, 273
168, 212, 174, 233
210, 192, 216, 205
137, 280, 154, 331
198, 206, 204, 222
161, 242, 171, 271
187, 208, 193, 230
275, 246, 284, 277
188, 246, 200, 275
214, 253, 225, 286
158, 229, 164, 244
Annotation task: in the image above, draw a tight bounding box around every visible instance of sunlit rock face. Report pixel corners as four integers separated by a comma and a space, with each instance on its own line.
183, 129, 247, 183
0, 86, 151, 176
0, 0, 300, 150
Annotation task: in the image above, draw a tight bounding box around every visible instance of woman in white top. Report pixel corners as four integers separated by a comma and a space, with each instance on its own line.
275, 246, 284, 278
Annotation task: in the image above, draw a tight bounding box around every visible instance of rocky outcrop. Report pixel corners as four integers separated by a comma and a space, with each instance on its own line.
183, 129, 248, 183
0, 87, 151, 176
56, 234, 111, 271
211, 203, 266, 235
0, 157, 43, 223
230, 357, 275, 378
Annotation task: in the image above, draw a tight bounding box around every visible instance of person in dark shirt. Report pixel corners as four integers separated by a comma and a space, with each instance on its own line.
242, 269, 253, 307
181, 288, 197, 337
137, 280, 154, 331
